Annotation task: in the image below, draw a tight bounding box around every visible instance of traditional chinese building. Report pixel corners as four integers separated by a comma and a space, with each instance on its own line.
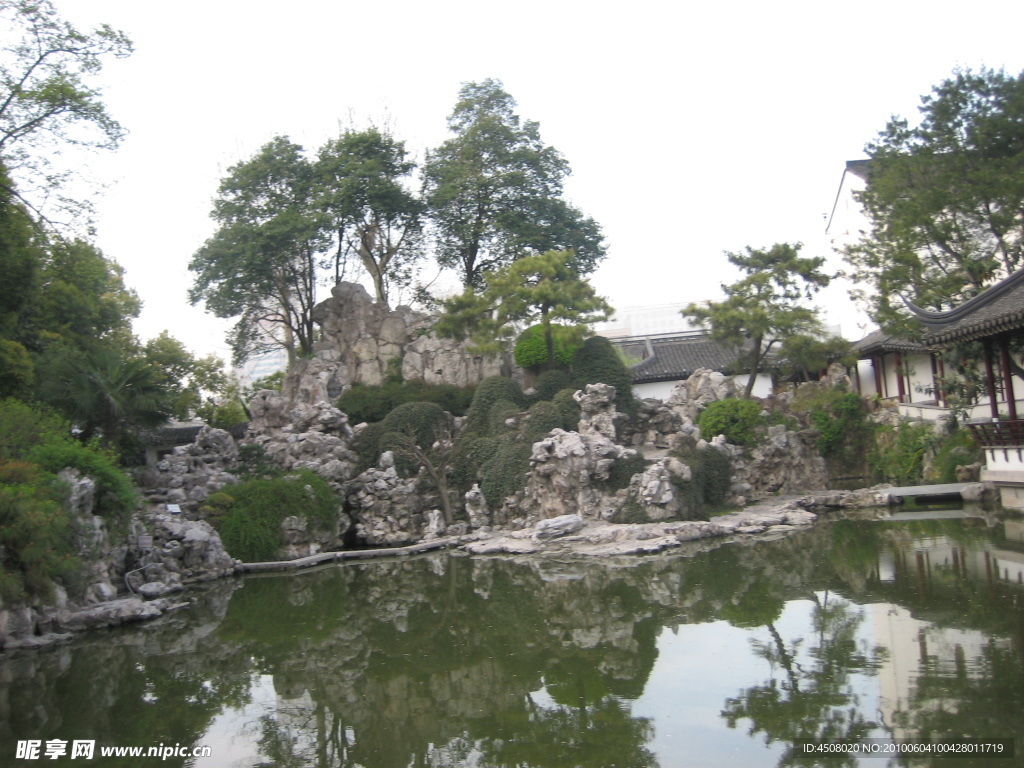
905, 267, 1024, 509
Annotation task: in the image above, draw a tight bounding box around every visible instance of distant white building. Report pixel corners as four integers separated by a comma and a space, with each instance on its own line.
236, 347, 289, 386
596, 303, 698, 339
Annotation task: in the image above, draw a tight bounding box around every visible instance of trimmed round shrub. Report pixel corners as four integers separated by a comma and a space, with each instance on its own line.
479, 436, 533, 508
380, 401, 449, 449
552, 388, 581, 432
523, 401, 563, 439
514, 324, 580, 369
450, 435, 501, 491
351, 422, 388, 472
697, 398, 763, 447
337, 380, 476, 424
488, 399, 522, 434
571, 336, 634, 411
462, 376, 527, 436
533, 369, 575, 402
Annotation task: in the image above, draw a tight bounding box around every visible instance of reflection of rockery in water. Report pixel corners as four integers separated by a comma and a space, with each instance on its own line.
233, 532, 836, 768
2, 519, 1020, 767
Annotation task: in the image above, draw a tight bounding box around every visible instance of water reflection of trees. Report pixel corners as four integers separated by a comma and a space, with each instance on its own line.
0, 516, 1021, 767
721, 591, 886, 767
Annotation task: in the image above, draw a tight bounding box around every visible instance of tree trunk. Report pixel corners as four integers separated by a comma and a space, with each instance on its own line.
743, 336, 763, 399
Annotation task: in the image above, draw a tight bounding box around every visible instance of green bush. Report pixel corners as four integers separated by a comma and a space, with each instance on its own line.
488, 399, 522, 434
351, 422, 388, 472
571, 336, 634, 412
604, 452, 647, 492
0, 341, 33, 399
523, 401, 564, 439
552, 388, 581, 431
479, 436, 533, 509
337, 380, 475, 424
533, 369, 575, 402
808, 392, 865, 457
0, 485, 79, 601
869, 420, 937, 485
930, 427, 982, 483
462, 376, 527, 436
697, 399, 763, 447
0, 398, 69, 461
28, 438, 137, 517
215, 470, 338, 562
673, 447, 733, 516
231, 443, 282, 479
450, 435, 501, 490
514, 324, 579, 369
380, 401, 450, 450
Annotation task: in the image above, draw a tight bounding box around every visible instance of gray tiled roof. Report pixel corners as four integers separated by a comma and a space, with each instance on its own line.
906, 267, 1024, 346
142, 422, 249, 445
612, 333, 747, 384
852, 329, 929, 356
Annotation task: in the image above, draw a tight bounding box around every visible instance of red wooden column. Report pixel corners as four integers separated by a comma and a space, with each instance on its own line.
873, 355, 884, 398
999, 334, 1018, 421
983, 337, 1000, 418
894, 352, 906, 403
937, 356, 948, 407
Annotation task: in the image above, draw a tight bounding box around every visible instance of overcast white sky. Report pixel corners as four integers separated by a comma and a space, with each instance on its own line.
54, 0, 1024, 361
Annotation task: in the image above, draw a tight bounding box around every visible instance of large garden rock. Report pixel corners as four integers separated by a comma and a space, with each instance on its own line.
136, 426, 240, 512
519, 429, 638, 521
713, 425, 828, 502
346, 452, 426, 546
279, 281, 517, 406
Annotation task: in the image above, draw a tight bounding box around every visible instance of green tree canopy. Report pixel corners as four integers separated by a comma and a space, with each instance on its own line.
844, 67, 1024, 335
41, 346, 171, 448
33, 238, 140, 352
435, 249, 612, 368
142, 331, 231, 421
188, 136, 325, 366
683, 243, 830, 398
423, 79, 605, 288
0, 0, 132, 225
315, 126, 424, 306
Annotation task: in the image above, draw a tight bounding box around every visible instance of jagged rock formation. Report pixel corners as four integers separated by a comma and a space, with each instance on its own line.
135, 426, 239, 509
246, 395, 357, 489
520, 429, 634, 521
666, 368, 737, 424
282, 281, 515, 406
346, 452, 425, 547
711, 425, 829, 502
625, 456, 693, 520
0, 470, 238, 650
574, 382, 623, 439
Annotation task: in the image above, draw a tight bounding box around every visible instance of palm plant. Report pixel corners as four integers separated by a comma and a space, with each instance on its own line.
47, 347, 171, 449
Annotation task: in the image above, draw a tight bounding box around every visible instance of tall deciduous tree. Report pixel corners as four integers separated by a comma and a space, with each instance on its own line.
0, 0, 132, 224
142, 331, 230, 421
683, 243, 830, 399
435, 249, 612, 367
845, 67, 1024, 335
315, 127, 423, 305
188, 136, 325, 366
423, 79, 605, 289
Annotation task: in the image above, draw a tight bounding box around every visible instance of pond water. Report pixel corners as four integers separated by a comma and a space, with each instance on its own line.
1, 512, 1022, 768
